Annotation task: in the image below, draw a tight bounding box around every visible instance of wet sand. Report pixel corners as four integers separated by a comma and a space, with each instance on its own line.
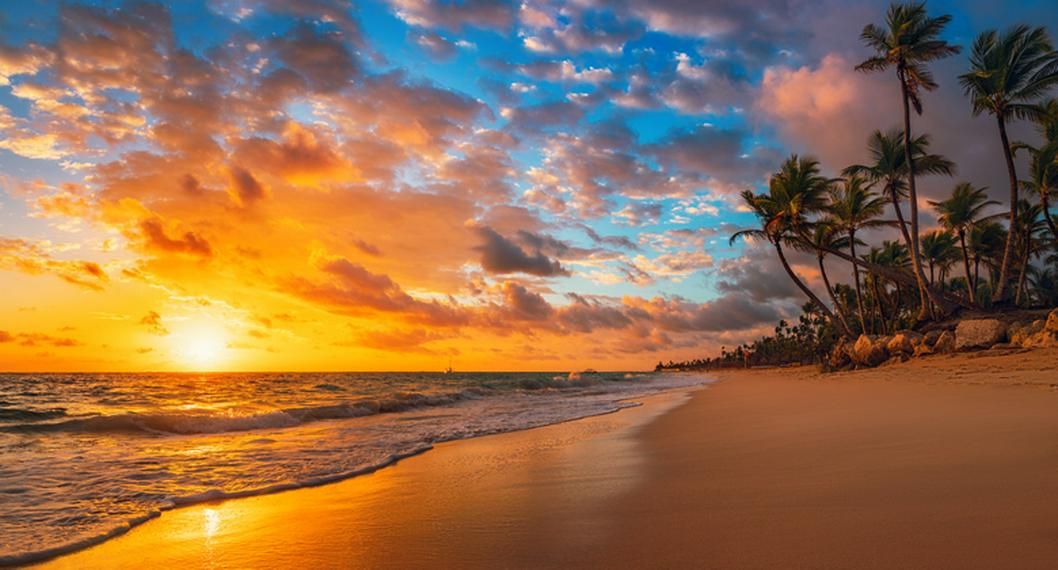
37, 348, 1058, 569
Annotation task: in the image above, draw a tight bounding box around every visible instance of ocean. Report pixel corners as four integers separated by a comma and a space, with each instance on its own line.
0, 370, 711, 565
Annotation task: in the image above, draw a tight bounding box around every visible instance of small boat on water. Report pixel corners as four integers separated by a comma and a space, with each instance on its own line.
444, 357, 454, 375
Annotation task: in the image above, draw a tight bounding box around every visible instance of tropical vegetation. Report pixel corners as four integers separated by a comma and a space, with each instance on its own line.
663, 1, 1058, 370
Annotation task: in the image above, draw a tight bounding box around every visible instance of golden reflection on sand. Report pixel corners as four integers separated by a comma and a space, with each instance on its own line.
38, 391, 692, 569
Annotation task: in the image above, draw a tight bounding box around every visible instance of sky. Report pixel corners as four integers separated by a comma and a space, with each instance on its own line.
1, 0, 1056, 372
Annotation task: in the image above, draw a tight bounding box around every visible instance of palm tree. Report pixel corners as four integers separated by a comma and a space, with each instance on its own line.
959, 25, 1058, 302
930, 183, 999, 304
969, 221, 1008, 302
920, 230, 958, 286
1029, 266, 1058, 306
1015, 138, 1058, 244
880, 240, 912, 331
857, 1, 960, 319
1011, 199, 1047, 305
827, 175, 890, 333
806, 222, 855, 336
843, 129, 955, 252
731, 156, 839, 326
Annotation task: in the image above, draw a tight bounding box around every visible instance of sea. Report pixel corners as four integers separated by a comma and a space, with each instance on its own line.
0, 370, 712, 565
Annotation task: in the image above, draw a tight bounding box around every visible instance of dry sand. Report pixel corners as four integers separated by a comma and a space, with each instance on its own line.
37, 348, 1058, 569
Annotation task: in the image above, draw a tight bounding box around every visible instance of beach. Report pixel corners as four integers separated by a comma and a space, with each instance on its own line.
37, 348, 1058, 569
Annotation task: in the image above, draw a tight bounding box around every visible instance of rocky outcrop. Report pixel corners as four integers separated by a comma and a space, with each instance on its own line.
828, 337, 852, 370
825, 309, 1057, 372
1008, 320, 1044, 346
954, 319, 1007, 351
851, 334, 889, 368
1016, 310, 1058, 348
887, 331, 923, 357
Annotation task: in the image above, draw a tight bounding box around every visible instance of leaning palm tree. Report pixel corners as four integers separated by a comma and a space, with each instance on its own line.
857, 1, 960, 319
920, 230, 958, 286
806, 222, 855, 336
929, 183, 1000, 304
959, 25, 1058, 302
827, 175, 890, 332
843, 129, 955, 253
731, 156, 839, 326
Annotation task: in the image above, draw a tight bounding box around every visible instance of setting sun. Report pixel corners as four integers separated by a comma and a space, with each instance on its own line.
169, 322, 230, 371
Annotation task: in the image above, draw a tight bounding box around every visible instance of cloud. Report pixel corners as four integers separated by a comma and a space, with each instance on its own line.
138, 218, 213, 258
0, 238, 109, 290
473, 226, 569, 277
387, 0, 513, 31
414, 31, 458, 60
139, 311, 169, 335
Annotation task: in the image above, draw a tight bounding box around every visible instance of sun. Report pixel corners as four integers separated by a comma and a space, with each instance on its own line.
169, 321, 231, 371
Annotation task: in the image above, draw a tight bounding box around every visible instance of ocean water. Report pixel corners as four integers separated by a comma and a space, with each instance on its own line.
0, 370, 711, 565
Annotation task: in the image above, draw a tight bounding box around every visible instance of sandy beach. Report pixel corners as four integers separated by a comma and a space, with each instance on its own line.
37, 348, 1058, 569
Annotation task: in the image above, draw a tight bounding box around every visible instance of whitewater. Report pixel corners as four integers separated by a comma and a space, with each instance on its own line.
0, 370, 712, 565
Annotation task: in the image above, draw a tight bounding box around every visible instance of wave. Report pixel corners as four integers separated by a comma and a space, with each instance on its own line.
0, 446, 433, 567
0, 388, 502, 436
0, 373, 632, 436
0, 406, 67, 422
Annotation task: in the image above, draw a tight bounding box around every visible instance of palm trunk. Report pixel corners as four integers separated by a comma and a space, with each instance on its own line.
992, 115, 1018, 303
849, 231, 868, 334
819, 255, 853, 337
873, 278, 889, 335
1014, 225, 1032, 306
958, 231, 975, 305
898, 67, 937, 321
800, 239, 970, 311
774, 240, 837, 325
1042, 189, 1058, 243
974, 257, 981, 298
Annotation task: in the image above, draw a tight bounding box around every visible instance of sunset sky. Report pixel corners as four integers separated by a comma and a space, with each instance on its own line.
2, 0, 1056, 372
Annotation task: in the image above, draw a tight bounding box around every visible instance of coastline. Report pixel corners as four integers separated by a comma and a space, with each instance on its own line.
33, 350, 1058, 568
27, 380, 709, 568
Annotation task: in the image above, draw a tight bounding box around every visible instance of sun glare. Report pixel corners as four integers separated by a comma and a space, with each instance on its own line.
169, 322, 230, 371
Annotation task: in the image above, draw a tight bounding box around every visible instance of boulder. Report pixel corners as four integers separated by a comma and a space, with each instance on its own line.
954, 319, 1007, 351
828, 339, 852, 370
1022, 312, 1058, 348
851, 334, 889, 368
887, 331, 923, 356
933, 330, 956, 354
1008, 320, 1044, 347
923, 330, 943, 348
913, 342, 934, 357
1047, 309, 1058, 334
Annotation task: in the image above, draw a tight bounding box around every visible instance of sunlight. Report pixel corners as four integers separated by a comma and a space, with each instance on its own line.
168, 320, 231, 371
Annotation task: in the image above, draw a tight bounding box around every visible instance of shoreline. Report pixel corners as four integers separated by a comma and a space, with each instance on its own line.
22, 378, 711, 568
31, 350, 1058, 567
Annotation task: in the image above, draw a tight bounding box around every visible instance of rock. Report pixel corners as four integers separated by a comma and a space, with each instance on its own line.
827, 338, 852, 370
913, 342, 934, 357
954, 319, 1007, 351
1022, 314, 1058, 348
934, 330, 956, 354
887, 331, 923, 356
1046, 309, 1058, 334
851, 334, 889, 368
1008, 320, 1044, 347
923, 330, 943, 348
